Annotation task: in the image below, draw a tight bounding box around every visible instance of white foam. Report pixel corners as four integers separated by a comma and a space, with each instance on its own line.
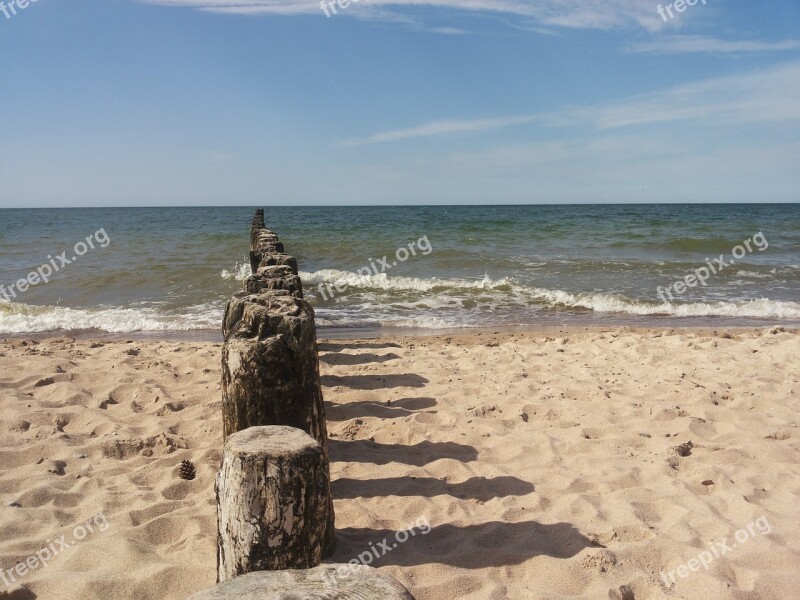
300, 269, 513, 293
221, 260, 252, 281
3, 267, 798, 334
735, 270, 772, 279
317, 314, 465, 329
535, 289, 800, 319
0, 301, 222, 334
302, 269, 800, 320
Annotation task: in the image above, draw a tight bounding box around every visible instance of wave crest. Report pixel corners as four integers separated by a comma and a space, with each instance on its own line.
301, 269, 800, 320
221, 261, 252, 281
0, 301, 221, 334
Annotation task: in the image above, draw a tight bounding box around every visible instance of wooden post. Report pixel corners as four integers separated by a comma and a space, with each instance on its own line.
216, 426, 336, 582
249, 214, 299, 276
249, 209, 266, 248
191, 564, 416, 599
221, 290, 290, 340
221, 292, 328, 456
245, 265, 304, 298
218, 210, 337, 576
256, 253, 299, 275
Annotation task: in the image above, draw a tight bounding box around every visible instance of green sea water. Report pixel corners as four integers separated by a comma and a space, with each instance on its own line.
1, 205, 798, 335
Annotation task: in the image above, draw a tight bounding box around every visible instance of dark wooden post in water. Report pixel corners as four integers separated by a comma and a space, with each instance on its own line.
249, 212, 300, 277
216, 427, 335, 581
248, 209, 267, 271
244, 265, 303, 297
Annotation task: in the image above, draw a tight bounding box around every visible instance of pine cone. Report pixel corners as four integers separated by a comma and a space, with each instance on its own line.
178, 459, 196, 481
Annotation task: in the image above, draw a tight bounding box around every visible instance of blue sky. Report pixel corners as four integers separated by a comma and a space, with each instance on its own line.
1, 0, 798, 206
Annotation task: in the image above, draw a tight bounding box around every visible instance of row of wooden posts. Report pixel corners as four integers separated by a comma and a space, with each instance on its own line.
189, 210, 416, 598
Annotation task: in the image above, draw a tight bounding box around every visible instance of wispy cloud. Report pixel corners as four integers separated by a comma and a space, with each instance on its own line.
628, 35, 800, 54
422, 135, 800, 203
341, 114, 543, 146
341, 61, 800, 145
427, 26, 470, 35
583, 61, 800, 128
142, 0, 669, 31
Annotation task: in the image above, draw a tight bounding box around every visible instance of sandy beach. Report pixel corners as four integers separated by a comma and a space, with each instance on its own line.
0, 327, 798, 599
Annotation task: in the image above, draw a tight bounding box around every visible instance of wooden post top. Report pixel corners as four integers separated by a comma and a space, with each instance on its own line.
225, 426, 321, 457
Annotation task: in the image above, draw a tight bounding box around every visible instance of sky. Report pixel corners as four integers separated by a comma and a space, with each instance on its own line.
0, 0, 799, 207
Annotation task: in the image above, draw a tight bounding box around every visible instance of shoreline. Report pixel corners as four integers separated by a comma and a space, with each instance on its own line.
2, 320, 797, 343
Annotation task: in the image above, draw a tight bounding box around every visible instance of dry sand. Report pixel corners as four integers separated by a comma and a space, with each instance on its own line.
0, 328, 798, 599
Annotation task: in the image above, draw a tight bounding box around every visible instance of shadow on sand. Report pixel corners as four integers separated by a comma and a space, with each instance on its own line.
319, 352, 401, 366
318, 341, 402, 352
322, 342, 591, 572
321, 374, 428, 390
331, 521, 597, 568
325, 396, 437, 421
329, 439, 478, 466
0, 588, 36, 599
332, 475, 534, 501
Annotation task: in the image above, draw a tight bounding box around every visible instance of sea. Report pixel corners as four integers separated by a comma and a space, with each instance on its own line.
1, 205, 799, 337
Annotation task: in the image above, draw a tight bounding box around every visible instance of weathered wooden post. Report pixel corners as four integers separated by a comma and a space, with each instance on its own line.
220, 292, 327, 453
256, 252, 299, 275
245, 265, 303, 298
249, 215, 300, 276
249, 209, 267, 270
189, 565, 416, 599
219, 212, 335, 568
211, 210, 418, 599
216, 426, 335, 581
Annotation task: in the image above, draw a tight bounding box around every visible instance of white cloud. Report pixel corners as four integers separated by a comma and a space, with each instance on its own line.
341, 61, 800, 144
628, 35, 800, 54
340, 114, 543, 146
427, 26, 470, 34
583, 61, 800, 128
142, 0, 669, 31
